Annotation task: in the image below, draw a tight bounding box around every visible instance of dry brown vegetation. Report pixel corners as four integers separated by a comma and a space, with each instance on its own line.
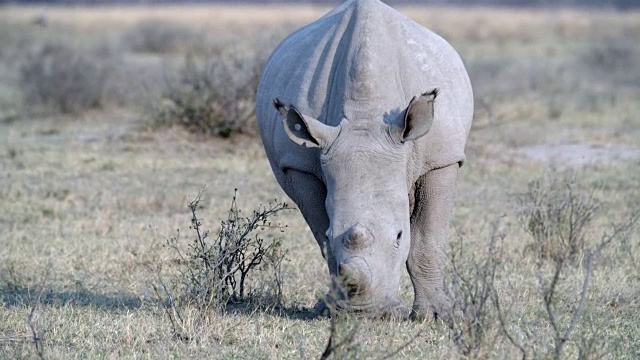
1, 4, 639, 359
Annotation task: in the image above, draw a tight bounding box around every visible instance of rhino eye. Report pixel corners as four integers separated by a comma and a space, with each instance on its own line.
395, 231, 402, 246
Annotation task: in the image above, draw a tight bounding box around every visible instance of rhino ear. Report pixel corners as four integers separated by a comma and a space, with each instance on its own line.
273, 97, 288, 116
393, 89, 438, 143
276, 99, 339, 149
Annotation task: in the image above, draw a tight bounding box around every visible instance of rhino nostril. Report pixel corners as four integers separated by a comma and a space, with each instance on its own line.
338, 263, 347, 277
337, 257, 371, 296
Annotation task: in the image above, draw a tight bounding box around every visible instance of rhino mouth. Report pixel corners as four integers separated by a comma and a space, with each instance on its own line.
323, 286, 407, 318
332, 298, 409, 320
337, 256, 372, 297
325, 256, 408, 319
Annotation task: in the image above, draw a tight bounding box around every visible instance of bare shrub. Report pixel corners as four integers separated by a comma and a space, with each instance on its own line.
516, 172, 603, 357
124, 20, 202, 54
251, 240, 289, 310
518, 171, 600, 263
517, 221, 637, 359
319, 281, 361, 360
165, 190, 289, 312
319, 318, 360, 360
148, 41, 271, 137
507, 171, 640, 359
535, 246, 596, 359
19, 43, 112, 114
493, 248, 605, 360
446, 221, 504, 357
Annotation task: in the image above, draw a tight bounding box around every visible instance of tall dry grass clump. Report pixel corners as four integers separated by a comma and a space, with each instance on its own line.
19, 43, 113, 114
148, 39, 274, 137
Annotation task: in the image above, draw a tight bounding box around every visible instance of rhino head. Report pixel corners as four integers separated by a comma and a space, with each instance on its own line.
274, 90, 437, 317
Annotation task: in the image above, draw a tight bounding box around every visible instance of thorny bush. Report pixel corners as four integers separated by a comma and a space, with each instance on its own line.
166, 190, 289, 312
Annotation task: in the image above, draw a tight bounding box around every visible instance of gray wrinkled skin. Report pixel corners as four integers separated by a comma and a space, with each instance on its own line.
256, 0, 473, 320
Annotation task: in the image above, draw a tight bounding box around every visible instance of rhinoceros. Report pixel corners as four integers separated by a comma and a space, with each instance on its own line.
256, 0, 473, 320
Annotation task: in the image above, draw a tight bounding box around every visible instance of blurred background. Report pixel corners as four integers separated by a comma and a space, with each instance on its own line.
1, 0, 639, 9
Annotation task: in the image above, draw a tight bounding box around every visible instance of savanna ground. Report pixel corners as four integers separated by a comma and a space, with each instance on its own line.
1, 4, 640, 359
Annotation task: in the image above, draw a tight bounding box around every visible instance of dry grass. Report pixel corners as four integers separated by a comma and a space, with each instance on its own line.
4, 5, 639, 40
1, 4, 639, 359
0, 5, 329, 33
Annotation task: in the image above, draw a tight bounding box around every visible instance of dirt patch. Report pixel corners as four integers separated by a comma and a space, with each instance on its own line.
518, 143, 640, 166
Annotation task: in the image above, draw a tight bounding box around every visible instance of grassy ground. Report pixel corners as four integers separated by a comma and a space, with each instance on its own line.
1, 4, 639, 359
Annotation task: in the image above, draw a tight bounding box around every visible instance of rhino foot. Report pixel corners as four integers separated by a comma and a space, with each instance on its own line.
410, 300, 453, 323
379, 302, 410, 321
313, 298, 331, 318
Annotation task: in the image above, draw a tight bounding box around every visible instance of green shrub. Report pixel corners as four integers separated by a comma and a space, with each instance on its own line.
19, 43, 112, 114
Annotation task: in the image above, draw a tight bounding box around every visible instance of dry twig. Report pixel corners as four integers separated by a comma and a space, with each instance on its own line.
28, 270, 49, 360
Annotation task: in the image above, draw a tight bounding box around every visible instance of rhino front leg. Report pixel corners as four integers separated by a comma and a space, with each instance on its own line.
282, 170, 338, 316
407, 163, 459, 321
283, 170, 336, 274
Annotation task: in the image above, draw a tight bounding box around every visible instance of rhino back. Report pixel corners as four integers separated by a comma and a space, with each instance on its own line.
257, 0, 473, 178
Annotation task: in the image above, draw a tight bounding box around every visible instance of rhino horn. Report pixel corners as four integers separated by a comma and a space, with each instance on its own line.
343, 223, 374, 250
273, 97, 288, 116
